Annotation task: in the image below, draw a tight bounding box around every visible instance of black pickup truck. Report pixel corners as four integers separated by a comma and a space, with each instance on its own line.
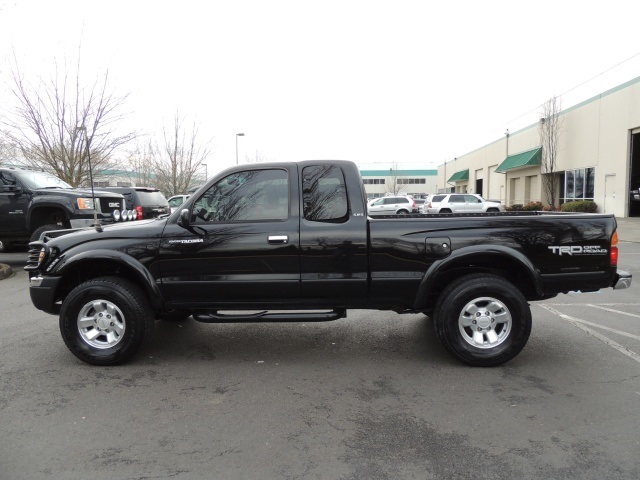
0, 166, 132, 250
25, 160, 632, 367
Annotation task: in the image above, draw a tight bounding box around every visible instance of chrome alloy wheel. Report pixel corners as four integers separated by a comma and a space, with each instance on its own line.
77, 300, 126, 349
458, 296, 512, 349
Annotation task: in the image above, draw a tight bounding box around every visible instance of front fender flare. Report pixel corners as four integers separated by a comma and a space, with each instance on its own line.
413, 245, 543, 310
53, 249, 164, 310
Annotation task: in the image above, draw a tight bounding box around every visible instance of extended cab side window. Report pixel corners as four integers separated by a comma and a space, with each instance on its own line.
302, 165, 348, 223
191, 169, 288, 223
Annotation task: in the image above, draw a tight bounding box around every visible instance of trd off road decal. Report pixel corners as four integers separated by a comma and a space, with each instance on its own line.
548, 245, 608, 256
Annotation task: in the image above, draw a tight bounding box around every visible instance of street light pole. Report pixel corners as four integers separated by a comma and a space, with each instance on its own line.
236, 133, 244, 165
76, 125, 98, 225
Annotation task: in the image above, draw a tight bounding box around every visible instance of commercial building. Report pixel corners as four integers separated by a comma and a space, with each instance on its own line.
360, 168, 438, 199
436, 75, 640, 217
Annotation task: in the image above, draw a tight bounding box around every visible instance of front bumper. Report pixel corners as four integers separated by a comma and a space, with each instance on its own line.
613, 270, 632, 290
29, 275, 63, 314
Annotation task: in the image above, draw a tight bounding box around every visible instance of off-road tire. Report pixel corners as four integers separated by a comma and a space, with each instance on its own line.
30, 224, 63, 243
433, 274, 532, 367
59, 276, 155, 366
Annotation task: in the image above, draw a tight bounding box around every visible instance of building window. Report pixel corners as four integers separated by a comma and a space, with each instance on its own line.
562, 167, 594, 203
398, 178, 426, 185
363, 178, 386, 185
117, 181, 131, 187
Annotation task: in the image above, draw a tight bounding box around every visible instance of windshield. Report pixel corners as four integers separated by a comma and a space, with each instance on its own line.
15, 170, 72, 189
136, 191, 169, 206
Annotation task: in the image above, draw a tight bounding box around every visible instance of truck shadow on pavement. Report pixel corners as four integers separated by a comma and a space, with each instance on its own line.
142, 314, 454, 366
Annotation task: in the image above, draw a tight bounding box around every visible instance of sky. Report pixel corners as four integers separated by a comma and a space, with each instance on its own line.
1, 0, 640, 178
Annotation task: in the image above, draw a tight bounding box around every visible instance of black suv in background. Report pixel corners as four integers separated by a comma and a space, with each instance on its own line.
94, 187, 170, 220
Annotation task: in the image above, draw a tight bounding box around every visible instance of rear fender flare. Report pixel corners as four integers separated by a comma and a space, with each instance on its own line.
413, 245, 543, 310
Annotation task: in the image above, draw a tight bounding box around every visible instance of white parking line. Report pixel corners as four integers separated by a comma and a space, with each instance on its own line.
539, 304, 640, 364
586, 304, 640, 319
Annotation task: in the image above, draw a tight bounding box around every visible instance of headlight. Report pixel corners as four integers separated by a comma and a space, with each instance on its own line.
38, 247, 46, 266
122, 210, 129, 221
113, 210, 121, 221
77, 198, 95, 210
130, 210, 137, 220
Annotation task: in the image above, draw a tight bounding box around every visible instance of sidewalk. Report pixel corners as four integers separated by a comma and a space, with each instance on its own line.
615, 217, 640, 243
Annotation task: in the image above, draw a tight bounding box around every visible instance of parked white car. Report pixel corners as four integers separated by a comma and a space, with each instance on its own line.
426, 194, 504, 214
367, 196, 418, 216
167, 194, 190, 213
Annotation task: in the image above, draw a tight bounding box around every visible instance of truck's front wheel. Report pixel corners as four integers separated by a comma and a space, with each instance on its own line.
433, 274, 531, 367
59, 277, 155, 365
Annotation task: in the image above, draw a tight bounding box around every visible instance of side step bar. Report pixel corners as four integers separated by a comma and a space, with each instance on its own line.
193, 309, 347, 323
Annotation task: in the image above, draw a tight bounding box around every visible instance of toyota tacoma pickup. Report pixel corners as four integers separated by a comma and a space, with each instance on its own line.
25, 160, 632, 367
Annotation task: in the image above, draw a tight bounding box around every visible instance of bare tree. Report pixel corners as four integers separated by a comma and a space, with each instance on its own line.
2, 50, 135, 186
539, 96, 563, 208
384, 164, 404, 195
0, 131, 20, 165
244, 149, 271, 163
122, 139, 157, 187
152, 111, 212, 196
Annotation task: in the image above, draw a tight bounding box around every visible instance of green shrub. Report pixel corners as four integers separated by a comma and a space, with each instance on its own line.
560, 200, 598, 213
507, 204, 524, 211
522, 201, 544, 211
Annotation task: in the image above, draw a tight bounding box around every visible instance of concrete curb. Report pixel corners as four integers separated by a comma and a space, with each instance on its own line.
0, 263, 13, 280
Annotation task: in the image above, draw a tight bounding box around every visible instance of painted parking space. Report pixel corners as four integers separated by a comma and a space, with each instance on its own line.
536, 302, 640, 365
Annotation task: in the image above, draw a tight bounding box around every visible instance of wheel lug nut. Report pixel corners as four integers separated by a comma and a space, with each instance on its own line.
110, 322, 114, 326
477, 327, 482, 332
105, 329, 110, 333
476, 312, 481, 317
472, 320, 477, 324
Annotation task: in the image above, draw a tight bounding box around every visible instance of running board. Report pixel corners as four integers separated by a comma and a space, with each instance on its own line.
192, 309, 346, 323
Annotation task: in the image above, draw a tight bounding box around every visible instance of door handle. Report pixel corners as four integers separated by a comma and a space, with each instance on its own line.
268, 235, 288, 244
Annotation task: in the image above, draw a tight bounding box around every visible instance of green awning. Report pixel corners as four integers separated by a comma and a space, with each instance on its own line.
447, 169, 469, 182
496, 147, 542, 173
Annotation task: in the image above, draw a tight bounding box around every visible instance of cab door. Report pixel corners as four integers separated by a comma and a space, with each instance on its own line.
158, 166, 301, 308
0, 171, 29, 233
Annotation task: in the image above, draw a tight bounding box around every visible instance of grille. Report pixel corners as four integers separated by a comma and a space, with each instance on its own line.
25, 244, 42, 270
99, 197, 124, 214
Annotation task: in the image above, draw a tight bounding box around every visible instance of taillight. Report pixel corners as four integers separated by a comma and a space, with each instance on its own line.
136, 206, 143, 220
610, 231, 618, 266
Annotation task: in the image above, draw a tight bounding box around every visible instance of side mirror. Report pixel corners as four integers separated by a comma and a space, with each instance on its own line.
177, 208, 190, 228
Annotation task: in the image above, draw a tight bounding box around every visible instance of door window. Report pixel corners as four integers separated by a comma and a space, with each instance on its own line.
302, 165, 348, 223
192, 169, 288, 223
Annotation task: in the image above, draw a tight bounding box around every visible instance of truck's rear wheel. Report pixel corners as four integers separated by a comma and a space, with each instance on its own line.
59, 277, 155, 365
433, 274, 531, 367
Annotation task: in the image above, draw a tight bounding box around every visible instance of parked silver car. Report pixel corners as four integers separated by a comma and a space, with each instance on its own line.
426, 194, 504, 214
367, 195, 417, 216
